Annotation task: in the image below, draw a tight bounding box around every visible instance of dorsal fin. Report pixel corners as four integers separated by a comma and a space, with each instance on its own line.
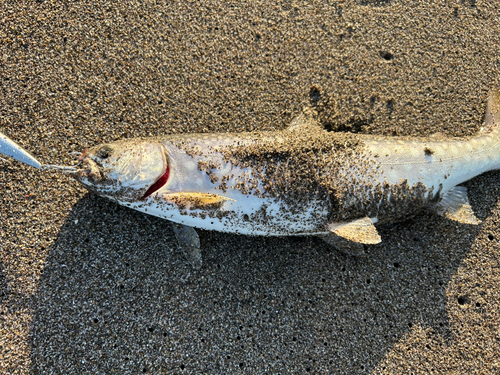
286, 107, 323, 133
328, 217, 381, 244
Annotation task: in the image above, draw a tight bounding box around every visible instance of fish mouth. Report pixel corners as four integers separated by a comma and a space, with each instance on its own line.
75, 156, 104, 183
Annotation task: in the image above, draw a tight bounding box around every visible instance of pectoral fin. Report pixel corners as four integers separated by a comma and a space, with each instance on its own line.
171, 223, 202, 269
434, 186, 481, 225
163, 192, 235, 210
328, 217, 381, 244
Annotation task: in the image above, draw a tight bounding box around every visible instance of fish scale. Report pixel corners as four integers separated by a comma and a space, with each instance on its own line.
363, 132, 500, 197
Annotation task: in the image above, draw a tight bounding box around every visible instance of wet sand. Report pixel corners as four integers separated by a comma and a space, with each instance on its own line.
1, 0, 500, 373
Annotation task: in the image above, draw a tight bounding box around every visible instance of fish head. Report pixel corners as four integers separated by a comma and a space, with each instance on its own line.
74, 140, 169, 202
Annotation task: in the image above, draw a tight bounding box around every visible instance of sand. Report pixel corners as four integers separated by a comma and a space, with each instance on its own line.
1, 0, 499, 373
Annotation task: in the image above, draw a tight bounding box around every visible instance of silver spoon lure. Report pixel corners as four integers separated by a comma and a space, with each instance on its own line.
0, 130, 80, 172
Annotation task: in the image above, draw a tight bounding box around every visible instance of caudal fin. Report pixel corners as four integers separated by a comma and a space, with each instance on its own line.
485, 88, 500, 130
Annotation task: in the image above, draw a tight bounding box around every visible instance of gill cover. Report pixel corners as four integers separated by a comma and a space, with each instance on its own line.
77, 141, 168, 202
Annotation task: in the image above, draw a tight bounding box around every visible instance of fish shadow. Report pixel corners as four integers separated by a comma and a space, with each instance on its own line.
28, 185, 488, 374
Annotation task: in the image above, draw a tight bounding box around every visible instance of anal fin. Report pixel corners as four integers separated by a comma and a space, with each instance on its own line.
171, 223, 202, 269
434, 186, 481, 225
328, 217, 381, 244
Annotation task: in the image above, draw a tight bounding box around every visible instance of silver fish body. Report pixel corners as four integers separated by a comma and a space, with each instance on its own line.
75, 90, 500, 250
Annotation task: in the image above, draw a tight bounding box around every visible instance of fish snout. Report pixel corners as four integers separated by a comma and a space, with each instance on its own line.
78, 149, 88, 161
75, 158, 103, 184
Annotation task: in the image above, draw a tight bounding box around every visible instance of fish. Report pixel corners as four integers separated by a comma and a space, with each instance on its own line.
72, 89, 500, 268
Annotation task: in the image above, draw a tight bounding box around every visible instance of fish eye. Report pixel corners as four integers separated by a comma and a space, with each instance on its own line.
97, 146, 113, 159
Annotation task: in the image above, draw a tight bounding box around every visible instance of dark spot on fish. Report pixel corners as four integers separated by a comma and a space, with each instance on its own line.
424, 147, 434, 155
209, 173, 219, 184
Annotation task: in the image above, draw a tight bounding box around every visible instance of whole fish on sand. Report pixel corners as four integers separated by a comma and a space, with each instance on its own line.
2, 90, 500, 268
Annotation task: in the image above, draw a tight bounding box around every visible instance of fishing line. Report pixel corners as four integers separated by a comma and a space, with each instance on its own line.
41, 163, 81, 173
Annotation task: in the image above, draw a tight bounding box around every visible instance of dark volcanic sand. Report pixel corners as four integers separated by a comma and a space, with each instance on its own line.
1, 1, 500, 374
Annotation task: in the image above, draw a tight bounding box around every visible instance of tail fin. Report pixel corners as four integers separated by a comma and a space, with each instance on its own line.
485, 88, 500, 130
